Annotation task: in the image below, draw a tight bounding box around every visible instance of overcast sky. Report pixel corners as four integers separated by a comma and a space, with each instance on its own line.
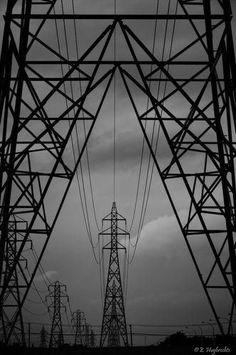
1, 0, 236, 346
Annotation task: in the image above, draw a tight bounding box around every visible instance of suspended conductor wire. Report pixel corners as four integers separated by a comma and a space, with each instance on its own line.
65, 308, 74, 335
134, 0, 171, 242
67, 296, 74, 318
129, 0, 178, 263
53, 3, 99, 263
130, 1, 178, 261
25, 265, 49, 312
67, 297, 75, 338
21, 244, 50, 293
121, 219, 129, 304
99, 220, 106, 307
128, 0, 160, 233
65, 309, 72, 336
122, 232, 129, 304
24, 296, 43, 305
98, 234, 105, 305
60, 0, 95, 246
31, 246, 51, 286
63, 0, 101, 253
27, 247, 50, 295
53, 5, 91, 241
12, 216, 50, 293
23, 306, 49, 317
129, 0, 177, 261
124, 233, 130, 303
128, 0, 161, 246
138, 0, 179, 235
113, 0, 117, 202
122, 233, 126, 293
138, 0, 179, 237
102, 240, 106, 296
98, 0, 118, 308
72, 0, 101, 231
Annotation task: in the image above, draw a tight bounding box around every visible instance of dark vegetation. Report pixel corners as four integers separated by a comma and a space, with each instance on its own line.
1, 333, 236, 355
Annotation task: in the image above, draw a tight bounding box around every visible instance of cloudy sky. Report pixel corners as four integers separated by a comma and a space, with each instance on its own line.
1, 0, 236, 346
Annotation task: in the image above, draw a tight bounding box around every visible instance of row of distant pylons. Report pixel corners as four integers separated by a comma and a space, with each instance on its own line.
46, 280, 95, 348
46, 202, 129, 348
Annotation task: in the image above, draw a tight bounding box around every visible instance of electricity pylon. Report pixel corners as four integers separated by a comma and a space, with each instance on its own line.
87, 324, 95, 347
40, 326, 48, 348
46, 281, 68, 348
90, 328, 95, 348
71, 309, 86, 346
100, 202, 129, 347
0, 0, 236, 343
85, 323, 91, 347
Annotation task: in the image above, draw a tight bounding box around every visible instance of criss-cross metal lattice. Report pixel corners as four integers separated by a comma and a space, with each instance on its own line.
0, 0, 236, 344
0, 217, 29, 345
100, 202, 129, 347
107, 281, 121, 347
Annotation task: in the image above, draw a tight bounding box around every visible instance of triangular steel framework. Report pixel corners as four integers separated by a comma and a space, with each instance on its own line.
0, 0, 236, 343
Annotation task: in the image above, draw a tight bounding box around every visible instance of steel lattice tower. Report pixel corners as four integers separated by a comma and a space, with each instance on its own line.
71, 309, 86, 346
46, 281, 68, 348
85, 323, 91, 347
0, 0, 236, 343
40, 326, 47, 348
90, 328, 95, 347
100, 202, 129, 347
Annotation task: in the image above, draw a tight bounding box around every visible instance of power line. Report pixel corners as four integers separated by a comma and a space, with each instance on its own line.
60, 0, 93, 241
113, 0, 117, 202
61, 0, 100, 261
129, 0, 178, 263
128, 0, 162, 260
31, 246, 51, 286
53, 2, 99, 263
23, 306, 48, 317
71, 0, 101, 232
25, 266, 49, 312
139, 0, 179, 239
128, 0, 160, 234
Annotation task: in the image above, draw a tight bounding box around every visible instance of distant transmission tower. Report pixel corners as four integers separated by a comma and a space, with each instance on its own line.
71, 309, 86, 346
40, 326, 47, 348
46, 281, 69, 348
84, 323, 95, 347
100, 202, 129, 347
90, 328, 95, 347
85, 323, 90, 347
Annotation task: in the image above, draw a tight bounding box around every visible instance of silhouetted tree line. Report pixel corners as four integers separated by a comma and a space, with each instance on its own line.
1, 332, 236, 355
156, 331, 236, 354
